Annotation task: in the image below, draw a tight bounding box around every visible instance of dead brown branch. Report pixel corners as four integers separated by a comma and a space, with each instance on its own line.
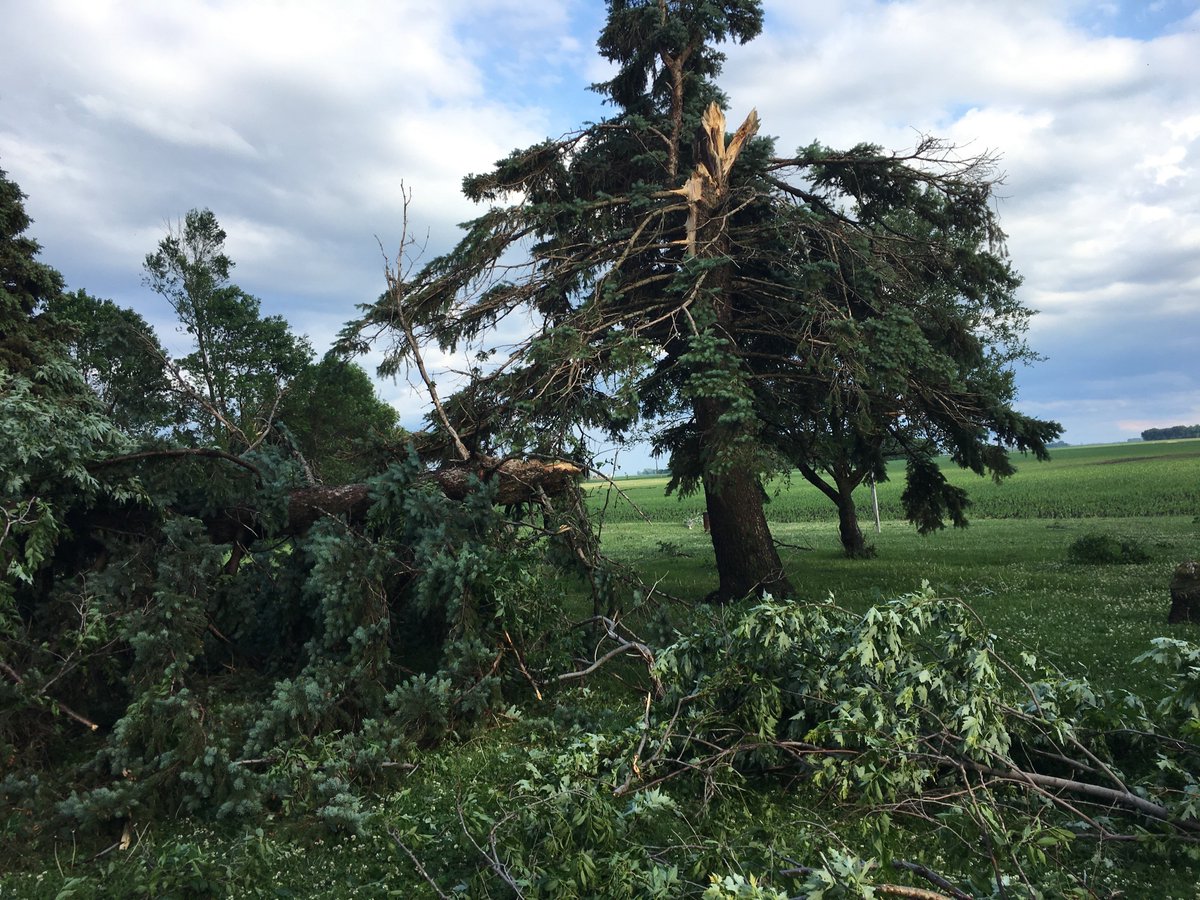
557, 616, 661, 697
380, 184, 471, 462
891, 860, 973, 900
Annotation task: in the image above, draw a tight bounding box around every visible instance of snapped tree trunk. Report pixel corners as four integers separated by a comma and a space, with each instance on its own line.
682, 104, 791, 602
202, 456, 583, 546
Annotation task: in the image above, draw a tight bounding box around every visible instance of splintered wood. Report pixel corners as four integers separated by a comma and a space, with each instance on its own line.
670, 102, 760, 256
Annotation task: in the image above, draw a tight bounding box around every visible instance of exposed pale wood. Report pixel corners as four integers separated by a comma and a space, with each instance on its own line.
670, 103, 759, 256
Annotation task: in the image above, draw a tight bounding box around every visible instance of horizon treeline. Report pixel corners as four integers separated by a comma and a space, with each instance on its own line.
1141, 424, 1200, 441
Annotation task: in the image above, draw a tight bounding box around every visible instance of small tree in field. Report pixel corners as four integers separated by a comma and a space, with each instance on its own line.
345, 0, 1059, 600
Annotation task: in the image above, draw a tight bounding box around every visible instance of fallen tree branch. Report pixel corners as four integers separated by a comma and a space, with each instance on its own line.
89, 448, 263, 483
779, 863, 957, 900
557, 642, 648, 683
557, 615, 662, 697
891, 860, 973, 900
0, 659, 100, 732
967, 761, 1200, 832
434, 457, 583, 505
457, 795, 524, 898
503, 629, 543, 701
582, 466, 654, 525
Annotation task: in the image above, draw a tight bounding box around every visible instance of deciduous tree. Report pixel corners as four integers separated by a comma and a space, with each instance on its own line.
143, 209, 312, 450
47, 289, 177, 437
276, 354, 403, 484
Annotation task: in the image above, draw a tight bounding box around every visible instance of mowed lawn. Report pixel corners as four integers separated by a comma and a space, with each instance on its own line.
589, 440, 1200, 694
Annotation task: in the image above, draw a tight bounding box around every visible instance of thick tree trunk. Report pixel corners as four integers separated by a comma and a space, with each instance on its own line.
702, 465, 792, 601
695, 395, 791, 601
679, 104, 788, 602
835, 488, 872, 559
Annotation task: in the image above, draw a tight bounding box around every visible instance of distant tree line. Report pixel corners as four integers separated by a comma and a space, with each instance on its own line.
1142, 424, 1200, 441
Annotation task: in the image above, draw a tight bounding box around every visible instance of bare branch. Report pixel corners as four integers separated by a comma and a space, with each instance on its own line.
379, 184, 471, 462
0, 659, 100, 731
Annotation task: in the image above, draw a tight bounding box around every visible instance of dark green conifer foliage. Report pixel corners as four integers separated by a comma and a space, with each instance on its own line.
345, 0, 1059, 597
0, 167, 65, 372
1, 170, 135, 598
2, 173, 560, 834
7, 441, 558, 830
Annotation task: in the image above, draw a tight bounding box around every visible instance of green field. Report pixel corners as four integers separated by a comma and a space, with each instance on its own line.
601, 516, 1199, 694
589, 439, 1200, 523
593, 440, 1200, 690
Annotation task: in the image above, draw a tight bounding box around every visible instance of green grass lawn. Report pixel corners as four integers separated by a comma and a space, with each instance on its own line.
593, 439, 1200, 693
601, 515, 1200, 697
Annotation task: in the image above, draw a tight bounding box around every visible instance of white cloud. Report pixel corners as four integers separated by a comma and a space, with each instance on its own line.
79, 95, 259, 156
1, 0, 1197, 450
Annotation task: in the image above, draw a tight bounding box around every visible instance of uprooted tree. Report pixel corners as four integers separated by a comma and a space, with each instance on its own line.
344, 0, 1060, 598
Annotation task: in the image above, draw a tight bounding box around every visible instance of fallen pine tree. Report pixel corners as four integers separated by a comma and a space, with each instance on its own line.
76, 446, 585, 566
1, 446, 593, 818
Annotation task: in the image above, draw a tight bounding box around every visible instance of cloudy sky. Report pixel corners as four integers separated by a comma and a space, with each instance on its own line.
2, 0, 1198, 469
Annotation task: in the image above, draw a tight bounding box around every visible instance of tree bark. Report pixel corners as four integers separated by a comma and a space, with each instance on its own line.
1168, 560, 1200, 624
432, 457, 582, 505
795, 461, 873, 559
695, 395, 791, 601
204, 457, 583, 546
701, 462, 792, 602
681, 104, 790, 602
835, 487, 871, 559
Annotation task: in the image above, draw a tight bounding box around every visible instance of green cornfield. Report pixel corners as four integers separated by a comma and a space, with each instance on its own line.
588, 438, 1200, 523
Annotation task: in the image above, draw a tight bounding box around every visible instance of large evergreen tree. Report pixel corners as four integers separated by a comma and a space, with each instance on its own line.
1, 167, 65, 372
345, 0, 1059, 600
1, 169, 134, 589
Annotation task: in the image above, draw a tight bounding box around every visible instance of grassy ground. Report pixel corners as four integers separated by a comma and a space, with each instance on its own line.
595, 441, 1200, 702
602, 515, 1200, 697
4, 441, 1200, 897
